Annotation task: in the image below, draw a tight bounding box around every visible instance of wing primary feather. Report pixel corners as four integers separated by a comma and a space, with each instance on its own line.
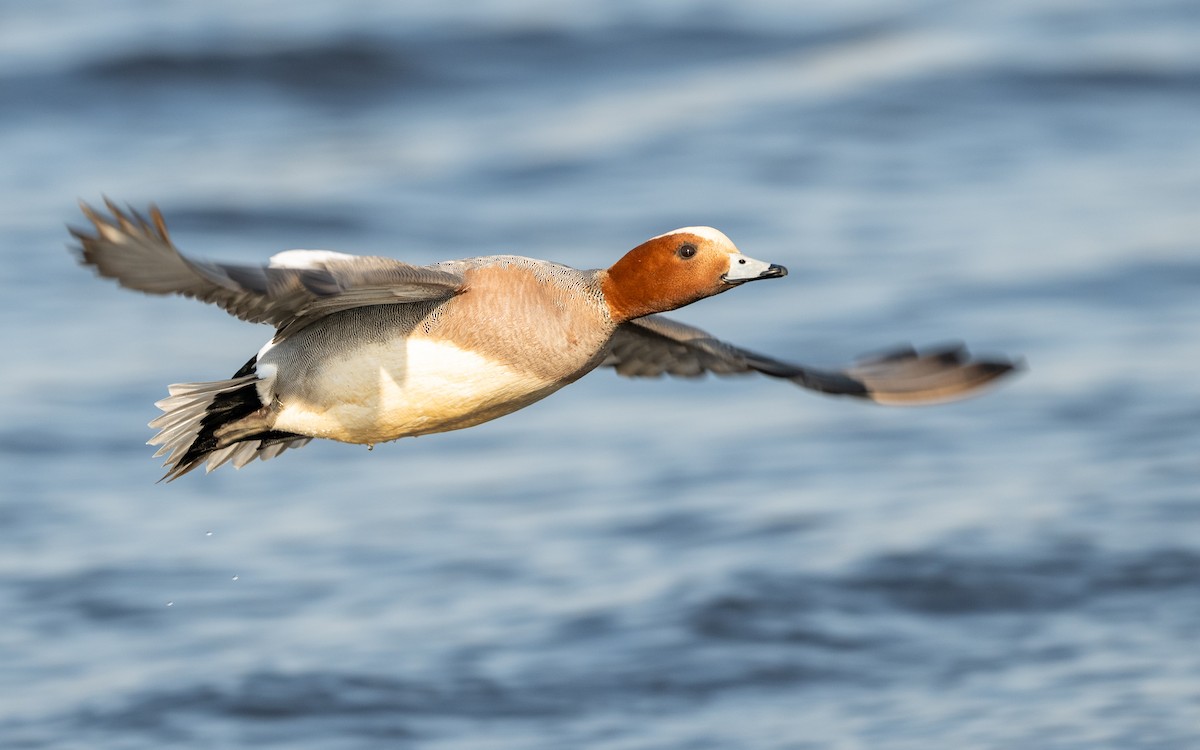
605, 315, 1019, 405
71, 201, 467, 336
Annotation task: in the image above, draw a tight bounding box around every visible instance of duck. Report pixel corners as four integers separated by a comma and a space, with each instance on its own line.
72, 200, 1019, 480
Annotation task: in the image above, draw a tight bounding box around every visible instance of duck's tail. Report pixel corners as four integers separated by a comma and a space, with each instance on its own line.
149, 357, 310, 481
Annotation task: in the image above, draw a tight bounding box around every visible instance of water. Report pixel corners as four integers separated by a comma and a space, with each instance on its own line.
2, 1, 1199, 747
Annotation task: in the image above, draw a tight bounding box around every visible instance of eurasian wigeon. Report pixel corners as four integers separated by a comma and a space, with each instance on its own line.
73, 201, 1019, 480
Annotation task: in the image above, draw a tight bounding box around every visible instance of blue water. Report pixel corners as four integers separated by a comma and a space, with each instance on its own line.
2, 1, 1199, 747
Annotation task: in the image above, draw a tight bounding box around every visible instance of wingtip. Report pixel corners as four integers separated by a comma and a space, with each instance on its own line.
965, 352, 1027, 381
849, 343, 1025, 406
149, 203, 170, 242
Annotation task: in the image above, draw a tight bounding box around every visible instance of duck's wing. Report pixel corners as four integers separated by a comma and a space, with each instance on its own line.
72, 200, 466, 336
604, 314, 1020, 405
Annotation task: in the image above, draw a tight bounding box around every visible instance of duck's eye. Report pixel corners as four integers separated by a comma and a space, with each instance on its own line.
677, 243, 698, 259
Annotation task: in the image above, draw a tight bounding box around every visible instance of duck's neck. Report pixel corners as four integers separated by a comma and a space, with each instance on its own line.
600, 263, 658, 323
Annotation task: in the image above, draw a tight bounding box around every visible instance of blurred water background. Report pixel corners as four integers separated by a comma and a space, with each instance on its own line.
2, 1, 1199, 748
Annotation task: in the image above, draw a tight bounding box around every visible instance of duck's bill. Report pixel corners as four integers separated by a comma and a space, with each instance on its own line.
723, 254, 788, 285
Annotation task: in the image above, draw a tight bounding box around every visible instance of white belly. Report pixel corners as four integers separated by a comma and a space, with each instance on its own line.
268, 337, 562, 444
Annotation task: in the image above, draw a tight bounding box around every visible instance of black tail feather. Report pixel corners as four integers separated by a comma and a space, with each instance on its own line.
150, 356, 308, 481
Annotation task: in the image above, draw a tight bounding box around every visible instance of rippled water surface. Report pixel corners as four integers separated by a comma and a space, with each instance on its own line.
2, 1, 1199, 748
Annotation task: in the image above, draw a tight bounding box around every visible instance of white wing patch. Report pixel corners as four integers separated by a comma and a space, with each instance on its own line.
268, 249, 359, 269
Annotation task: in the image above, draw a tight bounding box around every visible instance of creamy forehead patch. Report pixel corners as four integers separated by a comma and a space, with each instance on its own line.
649, 226, 735, 248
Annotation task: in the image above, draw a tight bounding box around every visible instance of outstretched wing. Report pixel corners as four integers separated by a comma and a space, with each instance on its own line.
71, 200, 466, 336
604, 314, 1020, 405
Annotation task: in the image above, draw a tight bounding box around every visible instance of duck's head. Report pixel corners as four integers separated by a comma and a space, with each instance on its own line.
601, 226, 787, 322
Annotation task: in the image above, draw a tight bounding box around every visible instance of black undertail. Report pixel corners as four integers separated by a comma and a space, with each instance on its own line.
167, 356, 304, 478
